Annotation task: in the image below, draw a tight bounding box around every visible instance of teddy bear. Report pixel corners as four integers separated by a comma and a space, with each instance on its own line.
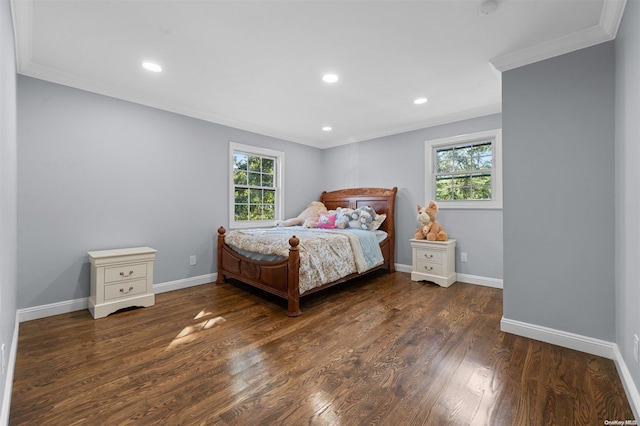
348, 206, 376, 230
416, 201, 448, 241
333, 207, 352, 229
275, 201, 328, 228
414, 223, 432, 240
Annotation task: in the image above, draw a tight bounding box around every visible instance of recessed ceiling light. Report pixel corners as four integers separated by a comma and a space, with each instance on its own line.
322, 74, 339, 83
414, 97, 428, 105
142, 62, 163, 73
322, 126, 332, 132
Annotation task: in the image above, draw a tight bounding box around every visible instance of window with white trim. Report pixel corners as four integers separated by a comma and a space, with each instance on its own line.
425, 129, 502, 209
229, 142, 284, 229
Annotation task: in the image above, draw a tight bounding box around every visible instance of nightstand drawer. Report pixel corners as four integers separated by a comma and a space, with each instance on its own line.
410, 239, 456, 287
104, 263, 147, 283
415, 260, 443, 276
415, 249, 442, 264
104, 279, 148, 301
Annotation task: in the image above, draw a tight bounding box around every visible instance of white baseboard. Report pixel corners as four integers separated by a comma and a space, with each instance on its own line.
501, 316, 616, 359
395, 264, 503, 289
17, 273, 218, 323
395, 263, 412, 273
501, 316, 640, 419
18, 297, 89, 323
612, 345, 640, 421
0, 317, 18, 426
456, 273, 503, 289
153, 273, 216, 294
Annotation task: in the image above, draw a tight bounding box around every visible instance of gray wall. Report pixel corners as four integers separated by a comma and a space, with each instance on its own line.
502, 42, 615, 341
0, 0, 17, 418
322, 114, 503, 278
615, 0, 640, 397
17, 75, 504, 312
17, 76, 325, 309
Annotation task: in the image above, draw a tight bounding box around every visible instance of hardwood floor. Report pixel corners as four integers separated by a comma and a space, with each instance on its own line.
10, 272, 634, 425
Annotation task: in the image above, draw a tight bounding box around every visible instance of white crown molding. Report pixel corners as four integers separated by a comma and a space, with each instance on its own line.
323, 103, 503, 149
491, 0, 627, 72
12, 0, 625, 147
600, 0, 628, 37
10, 0, 32, 71
18, 59, 502, 150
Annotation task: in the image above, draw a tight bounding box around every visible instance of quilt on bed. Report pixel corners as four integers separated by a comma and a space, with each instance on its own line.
224, 227, 384, 294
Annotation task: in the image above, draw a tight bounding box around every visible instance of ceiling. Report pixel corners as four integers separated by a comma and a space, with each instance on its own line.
11, 0, 626, 149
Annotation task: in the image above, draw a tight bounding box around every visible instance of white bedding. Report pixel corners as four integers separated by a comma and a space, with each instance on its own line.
224, 226, 386, 294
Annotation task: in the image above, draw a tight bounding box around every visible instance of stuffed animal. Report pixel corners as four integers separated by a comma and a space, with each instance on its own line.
347, 207, 366, 230
334, 207, 352, 229
275, 201, 328, 228
416, 201, 448, 241
414, 223, 432, 240
347, 206, 377, 230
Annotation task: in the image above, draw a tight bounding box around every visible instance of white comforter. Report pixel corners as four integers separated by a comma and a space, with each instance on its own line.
224, 227, 384, 294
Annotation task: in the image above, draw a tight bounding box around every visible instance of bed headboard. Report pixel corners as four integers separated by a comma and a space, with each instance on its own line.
319, 187, 398, 238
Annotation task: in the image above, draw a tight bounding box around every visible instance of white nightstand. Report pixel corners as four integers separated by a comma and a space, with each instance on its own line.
410, 239, 457, 287
88, 247, 157, 319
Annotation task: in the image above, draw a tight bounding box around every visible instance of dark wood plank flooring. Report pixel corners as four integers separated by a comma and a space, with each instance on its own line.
10, 272, 635, 425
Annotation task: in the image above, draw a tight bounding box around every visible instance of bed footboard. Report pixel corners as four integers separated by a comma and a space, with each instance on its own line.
217, 227, 302, 316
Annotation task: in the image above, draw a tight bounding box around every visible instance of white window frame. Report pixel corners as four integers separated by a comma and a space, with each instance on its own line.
229, 142, 285, 229
425, 129, 502, 210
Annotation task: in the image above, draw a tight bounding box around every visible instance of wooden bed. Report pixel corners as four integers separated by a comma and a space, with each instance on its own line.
216, 187, 397, 316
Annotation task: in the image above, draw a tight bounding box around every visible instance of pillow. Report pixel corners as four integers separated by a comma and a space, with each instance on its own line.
317, 212, 337, 229
370, 213, 387, 231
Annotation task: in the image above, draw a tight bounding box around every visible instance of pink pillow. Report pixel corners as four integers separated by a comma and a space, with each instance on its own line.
317, 213, 337, 229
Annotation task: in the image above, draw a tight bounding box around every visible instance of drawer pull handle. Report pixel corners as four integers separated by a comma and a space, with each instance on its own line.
120, 286, 134, 294
423, 266, 434, 271
423, 253, 434, 259
120, 270, 134, 278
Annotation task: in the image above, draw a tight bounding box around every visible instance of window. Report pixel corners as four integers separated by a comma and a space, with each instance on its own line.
425, 129, 502, 209
229, 142, 284, 228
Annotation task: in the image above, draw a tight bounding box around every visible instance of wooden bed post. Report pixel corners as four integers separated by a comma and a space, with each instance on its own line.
286, 236, 302, 317
216, 227, 226, 284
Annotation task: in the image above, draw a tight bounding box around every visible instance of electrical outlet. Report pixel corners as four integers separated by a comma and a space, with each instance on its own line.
190, 255, 196, 266
634, 335, 639, 363
461, 252, 468, 262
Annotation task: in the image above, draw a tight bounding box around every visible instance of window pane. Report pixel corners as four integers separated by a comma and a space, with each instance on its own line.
453, 147, 471, 171
248, 156, 261, 172
435, 175, 453, 201
263, 189, 275, 204
233, 170, 247, 185
436, 149, 454, 173
263, 205, 275, 220
235, 204, 248, 221
471, 174, 491, 199
262, 158, 274, 174
235, 188, 248, 204
248, 172, 261, 186
249, 204, 263, 220
234, 154, 248, 171
249, 188, 262, 204
262, 174, 273, 187
436, 186, 453, 200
